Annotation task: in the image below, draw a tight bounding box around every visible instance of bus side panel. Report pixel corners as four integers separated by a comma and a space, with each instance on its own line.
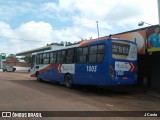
47, 64, 65, 82
34, 64, 63, 82
72, 41, 109, 86
72, 63, 108, 86
37, 64, 53, 81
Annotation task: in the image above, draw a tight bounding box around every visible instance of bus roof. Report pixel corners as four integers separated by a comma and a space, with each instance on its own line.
32, 37, 135, 55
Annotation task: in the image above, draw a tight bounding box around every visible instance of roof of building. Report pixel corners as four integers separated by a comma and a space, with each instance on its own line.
16, 45, 51, 56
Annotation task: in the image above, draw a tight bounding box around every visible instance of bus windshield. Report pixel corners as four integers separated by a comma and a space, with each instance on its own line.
112, 40, 137, 61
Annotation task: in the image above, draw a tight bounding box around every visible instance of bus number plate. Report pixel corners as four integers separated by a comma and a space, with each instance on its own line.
87, 66, 97, 72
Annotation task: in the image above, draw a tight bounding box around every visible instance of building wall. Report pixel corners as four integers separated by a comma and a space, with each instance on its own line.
110, 25, 160, 89
151, 52, 160, 89
3, 62, 30, 67
2, 57, 30, 67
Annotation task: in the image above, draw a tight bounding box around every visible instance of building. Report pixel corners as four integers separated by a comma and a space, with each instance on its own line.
106, 25, 160, 89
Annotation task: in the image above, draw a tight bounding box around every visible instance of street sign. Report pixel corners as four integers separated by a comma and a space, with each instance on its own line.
1, 53, 6, 61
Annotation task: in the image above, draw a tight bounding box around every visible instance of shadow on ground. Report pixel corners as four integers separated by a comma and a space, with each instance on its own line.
9, 79, 160, 102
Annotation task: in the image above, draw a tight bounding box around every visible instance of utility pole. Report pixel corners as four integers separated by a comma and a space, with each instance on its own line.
158, 0, 160, 25
96, 21, 99, 38
0, 55, 1, 69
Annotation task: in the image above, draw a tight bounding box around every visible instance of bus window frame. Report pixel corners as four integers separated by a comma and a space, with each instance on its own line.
50, 51, 57, 64
76, 46, 88, 63
39, 54, 43, 64
31, 55, 36, 69
43, 52, 50, 64
89, 44, 105, 64
36, 54, 40, 65
66, 48, 75, 64
57, 51, 62, 63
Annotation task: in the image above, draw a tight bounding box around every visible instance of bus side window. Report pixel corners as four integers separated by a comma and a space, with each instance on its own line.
76, 48, 82, 63
98, 44, 105, 53
57, 51, 62, 63
61, 50, 66, 63
97, 44, 105, 62
36, 54, 40, 65
82, 47, 88, 63
89, 45, 97, 63
89, 44, 105, 63
39, 54, 43, 64
50, 52, 57, 64
31, 55, 35, 69
43, 53, 46, 64
66, 49, 75, 63
76, 47, 88, 63
44, 52, 50, 64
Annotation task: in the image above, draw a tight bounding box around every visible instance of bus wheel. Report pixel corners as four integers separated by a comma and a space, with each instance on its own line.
64, 74, 73, 88
36, 72, 42, 82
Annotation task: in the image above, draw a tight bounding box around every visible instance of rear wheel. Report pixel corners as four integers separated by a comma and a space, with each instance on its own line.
64, 74, 73, 88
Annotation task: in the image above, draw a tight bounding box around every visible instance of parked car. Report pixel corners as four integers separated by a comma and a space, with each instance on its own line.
3, 66, 16, 72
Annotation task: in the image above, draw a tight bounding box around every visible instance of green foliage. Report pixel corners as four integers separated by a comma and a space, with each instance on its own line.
22, 56, 31, 63
47, 41, 64, 46
8, 54, 19, 62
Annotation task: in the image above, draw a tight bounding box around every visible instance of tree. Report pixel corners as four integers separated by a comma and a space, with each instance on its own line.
60, 41, 64, 46
46, 42, 64, 46
22, 56, 31, 63
8, 54, 19, 62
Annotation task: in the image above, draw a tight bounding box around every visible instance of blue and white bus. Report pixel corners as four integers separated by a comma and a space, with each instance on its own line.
30, 38, 137, 88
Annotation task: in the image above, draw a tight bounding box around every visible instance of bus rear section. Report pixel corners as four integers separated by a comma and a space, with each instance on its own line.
107, 40, 137, 85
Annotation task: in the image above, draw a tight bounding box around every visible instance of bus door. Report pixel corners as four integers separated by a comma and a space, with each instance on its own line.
30, 55, 36, 75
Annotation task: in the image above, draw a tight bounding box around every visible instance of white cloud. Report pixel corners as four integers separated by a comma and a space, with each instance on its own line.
0, 21, 95, 55
0, 21, 54, 55
42, 0, 158, 39
41, 0, 158, 34
0, 22, 19, 43
0, 1, 35, 21
42, 2, 59, 12
16, 21, 53, 42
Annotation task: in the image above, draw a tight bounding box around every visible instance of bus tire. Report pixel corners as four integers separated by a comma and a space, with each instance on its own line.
36, 72, 42, 82
64, 74, 73, 88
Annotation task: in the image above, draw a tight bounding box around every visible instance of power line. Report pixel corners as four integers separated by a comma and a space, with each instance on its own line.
0, 36, 53, 42
0, 21, 95, 30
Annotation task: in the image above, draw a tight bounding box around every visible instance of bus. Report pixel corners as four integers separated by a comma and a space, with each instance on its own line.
30, 38, 137, 88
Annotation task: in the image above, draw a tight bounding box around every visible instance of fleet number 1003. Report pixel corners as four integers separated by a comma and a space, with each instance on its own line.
87, 66, 97, 72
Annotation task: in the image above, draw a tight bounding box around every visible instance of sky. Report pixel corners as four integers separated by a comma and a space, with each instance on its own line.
0, 0, 159, 56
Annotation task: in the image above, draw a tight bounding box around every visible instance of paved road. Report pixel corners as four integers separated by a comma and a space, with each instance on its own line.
0, 71, 160, 120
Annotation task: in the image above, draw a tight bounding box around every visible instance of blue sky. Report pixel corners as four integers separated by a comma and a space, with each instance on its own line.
0, 0, 159, 55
